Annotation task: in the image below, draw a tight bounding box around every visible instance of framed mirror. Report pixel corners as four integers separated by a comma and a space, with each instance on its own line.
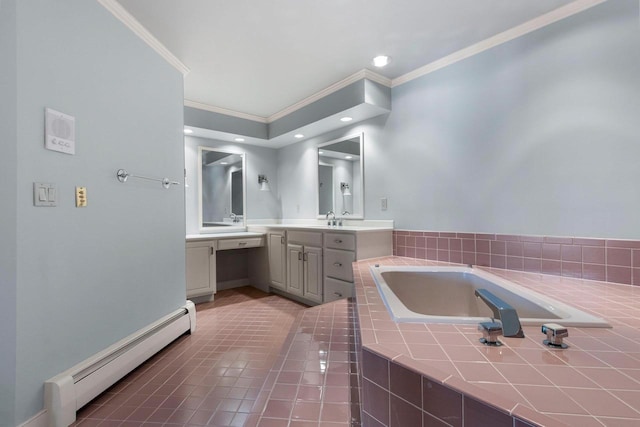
317, 133, 363, 219
198, 147, 246, 232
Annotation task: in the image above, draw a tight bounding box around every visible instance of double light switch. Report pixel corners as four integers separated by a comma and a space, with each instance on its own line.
33, 182, 57, 207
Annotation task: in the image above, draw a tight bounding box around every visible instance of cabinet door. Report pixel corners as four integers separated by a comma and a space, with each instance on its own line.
186, 242, 215, 297
287, 244, 304, 296
303, 246, 323, 303
268, 232, 286, 290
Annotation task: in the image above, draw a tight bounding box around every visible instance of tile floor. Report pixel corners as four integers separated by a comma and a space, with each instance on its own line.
72, 287, 310, 426
72, 287, 359, 427
249, 298, 360, 427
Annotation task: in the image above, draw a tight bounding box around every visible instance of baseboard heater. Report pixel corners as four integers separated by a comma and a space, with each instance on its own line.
44, 301, 196, 427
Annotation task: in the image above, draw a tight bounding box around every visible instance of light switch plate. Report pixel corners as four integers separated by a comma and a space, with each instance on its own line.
381, 197, 388, 211
34, 182, 57, 207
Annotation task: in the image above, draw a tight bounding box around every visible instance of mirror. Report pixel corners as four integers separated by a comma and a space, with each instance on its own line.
317, 133, 363, 219
198, 147, 246, 231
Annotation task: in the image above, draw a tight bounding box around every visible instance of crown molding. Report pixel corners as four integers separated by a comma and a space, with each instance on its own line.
97, 0, 190, 75
392, 0, 606, 87
361, 69, 393, 88
267, 69, 391, 123
184, 100, 269, 123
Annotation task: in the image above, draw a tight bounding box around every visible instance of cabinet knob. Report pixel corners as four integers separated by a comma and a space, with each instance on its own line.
334, 292, 343, 297
334, 239, 343, 243
238, 241, 247, 246
333, 262, 343, 267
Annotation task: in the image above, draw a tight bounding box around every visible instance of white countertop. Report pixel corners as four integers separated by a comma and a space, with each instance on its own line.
186, 232, 265, 242
187, 221, 393, 240
247, 224, 393, 233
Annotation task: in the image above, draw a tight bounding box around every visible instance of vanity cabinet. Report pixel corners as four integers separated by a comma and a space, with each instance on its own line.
248, 225, 392, 305
287, 231, 323, 304
268, 231, 287, 290
287, 244, 323, 303
186, 240, 216, 298
186, 233, 265, 299
323, 232, 356, 302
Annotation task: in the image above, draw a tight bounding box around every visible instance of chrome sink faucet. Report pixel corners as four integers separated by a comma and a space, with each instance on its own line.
338, 210, 350, 227
326, 210, 336, 227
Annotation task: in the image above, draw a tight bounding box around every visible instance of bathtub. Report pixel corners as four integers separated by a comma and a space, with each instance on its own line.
370, 265, 610, 328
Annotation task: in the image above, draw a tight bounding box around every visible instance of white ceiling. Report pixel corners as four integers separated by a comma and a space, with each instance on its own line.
116, 0, 575, 119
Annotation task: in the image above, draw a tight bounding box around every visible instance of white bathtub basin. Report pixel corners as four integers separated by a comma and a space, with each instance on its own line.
370, 265, 610, 328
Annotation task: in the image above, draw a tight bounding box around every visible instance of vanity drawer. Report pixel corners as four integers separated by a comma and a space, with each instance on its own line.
324, 248, 355, 282
217, 237, 264, 251
324, 232, 356, 251
324, 277, 354, 302
288, 230, 322, 247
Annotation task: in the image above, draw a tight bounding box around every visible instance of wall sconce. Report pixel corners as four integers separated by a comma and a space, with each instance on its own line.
340, 182, 352, 196
258, 174, 271, 192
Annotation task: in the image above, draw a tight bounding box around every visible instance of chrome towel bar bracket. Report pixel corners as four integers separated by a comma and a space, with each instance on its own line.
116, 169, 180, 189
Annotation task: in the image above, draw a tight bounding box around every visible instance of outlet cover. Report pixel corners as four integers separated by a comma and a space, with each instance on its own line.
75, 186, 87, 207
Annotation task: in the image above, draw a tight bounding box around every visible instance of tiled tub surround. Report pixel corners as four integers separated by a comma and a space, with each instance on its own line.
355, 257, 640, 426
393, 231, 640, 286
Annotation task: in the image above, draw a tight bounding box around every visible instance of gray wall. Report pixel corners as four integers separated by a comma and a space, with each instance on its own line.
369, 0, 640, 238
10, 0, 186, 423
277, 1, 640, 240
185, 136, 280, 234
185, 106, 268, 139
0, 0, 17, 423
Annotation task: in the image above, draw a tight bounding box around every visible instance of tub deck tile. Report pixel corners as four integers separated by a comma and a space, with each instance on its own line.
354, 256, 640, 427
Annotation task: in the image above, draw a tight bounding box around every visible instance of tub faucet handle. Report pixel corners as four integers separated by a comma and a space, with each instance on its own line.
478, 321, 503, 346
541, 323, 569, 349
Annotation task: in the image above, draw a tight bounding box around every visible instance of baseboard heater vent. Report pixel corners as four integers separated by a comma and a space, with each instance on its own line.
44, 301, 196, 427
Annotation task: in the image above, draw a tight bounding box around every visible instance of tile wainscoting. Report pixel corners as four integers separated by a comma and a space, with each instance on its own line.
394, 230, 640, 286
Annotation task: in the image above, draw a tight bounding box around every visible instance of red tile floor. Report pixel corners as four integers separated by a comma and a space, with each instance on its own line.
72, 287, 359, 427
250, 298, 360, 427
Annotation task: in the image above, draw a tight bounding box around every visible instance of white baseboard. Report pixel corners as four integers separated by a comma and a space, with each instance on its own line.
18, 410, 47, 427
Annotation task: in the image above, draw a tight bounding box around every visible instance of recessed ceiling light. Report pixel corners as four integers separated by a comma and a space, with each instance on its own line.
220, 162, 228, 165
373, 55, 391, 67
345, 155, 353, 160
183, 128, 193, 134
234, 137, 245, 142
294, 134, 304, 139
340, 117, 353, 122
318, 151, 324, 155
